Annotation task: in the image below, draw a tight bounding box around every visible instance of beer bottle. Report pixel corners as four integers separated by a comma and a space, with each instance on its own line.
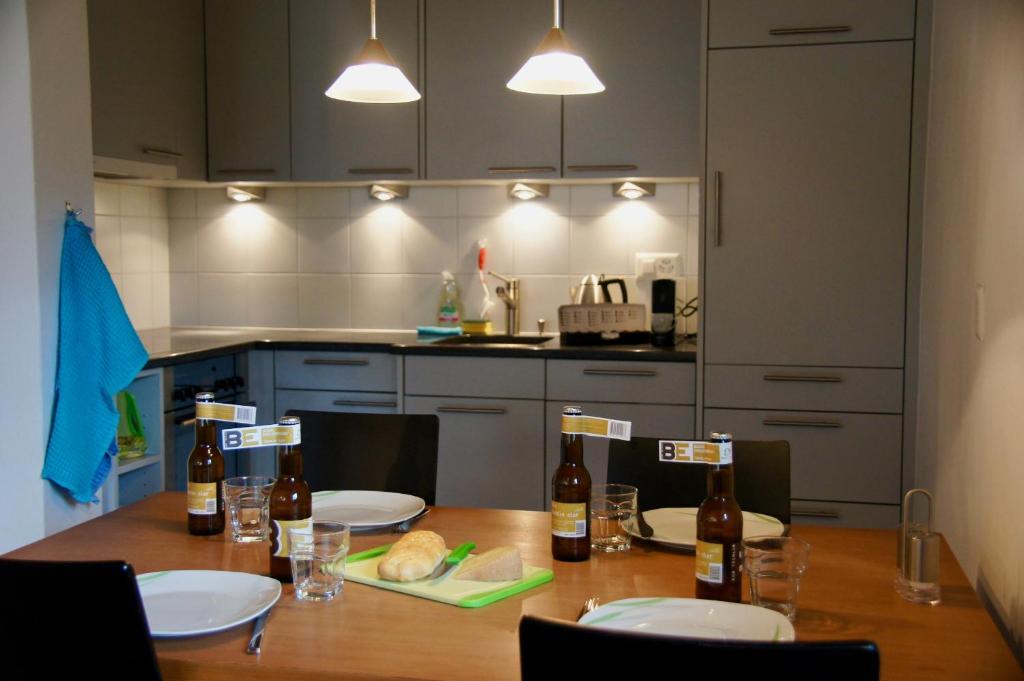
696, 432, 743, 602
187, 392, 225, 535
551, 406, 591, 562
268, 416, 312, 582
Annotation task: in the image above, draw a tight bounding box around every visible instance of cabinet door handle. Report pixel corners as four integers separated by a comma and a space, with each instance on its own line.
791, 508, 841, 519
333, 399, 398, 408
142, 147, 183, 159
303, 358, 370, 366
762, 417, 842, 429
487, 166, 557, 174
769, 25, 852, 36
582, 368, 658, 377
347, 167, 414, 175
437, 406, 508, 415
214, 168, 276, 174
763, 374, 843, 383
567, 164, 639, 172
712, 170, 722, 247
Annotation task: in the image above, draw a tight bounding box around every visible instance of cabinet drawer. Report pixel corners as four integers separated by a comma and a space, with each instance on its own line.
275, 351, 397, 392
544, 401, 694, 509
405, 356, 544, 399
791, 501, 899, 529
276, 389, 399, 414
546, 360, 695, 405
405, 396, 544, 511
708, 0, 915, 48
705, 365, 903, 414
704, 408, 901, 504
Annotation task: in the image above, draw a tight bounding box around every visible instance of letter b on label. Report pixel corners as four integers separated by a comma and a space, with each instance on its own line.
660, 441, 676, 461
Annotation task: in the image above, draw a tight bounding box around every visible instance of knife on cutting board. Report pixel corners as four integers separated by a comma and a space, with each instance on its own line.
428, 542, 476, 583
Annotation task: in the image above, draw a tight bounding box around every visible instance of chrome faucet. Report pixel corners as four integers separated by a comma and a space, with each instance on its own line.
489, 271, 520, 335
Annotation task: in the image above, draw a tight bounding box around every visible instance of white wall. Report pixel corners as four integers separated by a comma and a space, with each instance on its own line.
917, 0, 1024, 656
0, 0, 103, 551
159, 183, 700, 333
0, 0, 47, 553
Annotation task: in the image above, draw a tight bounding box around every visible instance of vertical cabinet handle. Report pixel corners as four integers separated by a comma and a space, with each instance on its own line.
712, 170, 722, 247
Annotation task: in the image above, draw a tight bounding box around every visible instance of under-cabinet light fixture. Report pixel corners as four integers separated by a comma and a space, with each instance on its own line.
369, 184, 409, 201
226, 186, 266, 203
509, 183, 550, 201
507, 0, 604, 96
613, 181, 655, 200
325, 0, 421, 103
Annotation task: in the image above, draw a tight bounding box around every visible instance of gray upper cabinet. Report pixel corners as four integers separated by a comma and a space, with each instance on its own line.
206, 0, 291, 181
703, 41, 913, 367
425, 0, 561, 180
708, 0, 916, 48
562, 0, 700, 178
290, 0, 420, 181
88, 0, 206, 180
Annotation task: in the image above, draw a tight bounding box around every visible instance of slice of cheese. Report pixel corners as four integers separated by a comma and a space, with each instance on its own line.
454, 545, 523, 582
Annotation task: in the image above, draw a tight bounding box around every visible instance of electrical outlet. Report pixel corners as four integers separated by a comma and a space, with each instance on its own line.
635, 252, 681, 279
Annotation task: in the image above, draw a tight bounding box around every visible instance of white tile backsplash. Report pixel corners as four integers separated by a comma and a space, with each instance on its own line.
94, 215, 121, 274
152, 272, 171, 328
120, 185, 150, 217
120, 217, 152, 273
95, 183, 119, 216
151, 218, 170, 272
121, 272, 153, 329
151, 182, 701, 330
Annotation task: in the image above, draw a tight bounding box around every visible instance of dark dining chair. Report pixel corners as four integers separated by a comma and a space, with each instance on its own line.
285, 410, 440, 504
0, 559, 162, 680
519, 615, 879, 681
607, 437, 791, 523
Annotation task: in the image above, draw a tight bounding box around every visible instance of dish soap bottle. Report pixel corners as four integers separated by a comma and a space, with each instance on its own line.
437, 270, 463, 327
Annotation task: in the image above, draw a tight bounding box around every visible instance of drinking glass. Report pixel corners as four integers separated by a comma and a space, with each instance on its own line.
289, 521, 350, 601
223, 476, 275, 543
590, 484, 638, 552
742, 535, 811, 621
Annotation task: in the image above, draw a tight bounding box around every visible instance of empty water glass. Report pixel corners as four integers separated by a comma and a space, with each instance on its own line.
223, 476, 275, 543
289, 521, 350, 601
591, 484, 638, 552
743, 535, 811, 621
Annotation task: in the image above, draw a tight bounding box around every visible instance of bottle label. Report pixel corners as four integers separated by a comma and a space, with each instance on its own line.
438, 304, 460, 324
271, 517, 313, 558
658, 440, 732, 465
196, 402, 257, 424
222, 423, 301, 450
551, 502, 588, 538
187, 482, 219, 515
561, 415, 632, 441
695, 540, 724, 584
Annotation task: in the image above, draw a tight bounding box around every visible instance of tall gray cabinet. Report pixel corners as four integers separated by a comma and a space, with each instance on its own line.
700, 0, 918, 527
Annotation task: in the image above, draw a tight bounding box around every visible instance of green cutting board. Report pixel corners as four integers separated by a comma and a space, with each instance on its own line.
344, 544, 554, 608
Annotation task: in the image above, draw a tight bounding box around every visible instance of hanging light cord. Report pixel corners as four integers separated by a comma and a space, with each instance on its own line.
370, 0, 377, 39
552, 0, 560, 29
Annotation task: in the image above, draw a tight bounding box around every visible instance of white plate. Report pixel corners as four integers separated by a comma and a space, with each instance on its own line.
312, 490, 425, 528
579, 597, 794, 641
627, 508, 785, 549
137, 570, 281, 637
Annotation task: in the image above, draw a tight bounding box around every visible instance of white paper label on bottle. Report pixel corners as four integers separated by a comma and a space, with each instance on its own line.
221, 423, 301, 450
195, 402, 257, 424
560, 415, 632, 441
658, 440, 732, 465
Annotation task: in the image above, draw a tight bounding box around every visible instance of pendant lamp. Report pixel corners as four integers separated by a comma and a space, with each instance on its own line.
507, 0, 604, 95
325, 0, 421, 103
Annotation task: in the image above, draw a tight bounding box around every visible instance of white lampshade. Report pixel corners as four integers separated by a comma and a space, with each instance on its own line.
325, 37, 420, 103
507, 25, 604, 96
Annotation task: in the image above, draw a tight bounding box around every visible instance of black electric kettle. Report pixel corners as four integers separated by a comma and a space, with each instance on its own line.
571, 274, 629, 304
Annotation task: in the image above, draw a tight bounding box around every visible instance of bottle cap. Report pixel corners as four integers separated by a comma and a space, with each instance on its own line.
562, 406, 583, 416
195, 392, 215, 402
278, 416, 301, 426
709, 431, 733, 443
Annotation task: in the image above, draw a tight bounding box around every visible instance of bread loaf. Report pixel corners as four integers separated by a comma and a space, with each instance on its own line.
377, 530, 446, 582
454, 545, 523, 582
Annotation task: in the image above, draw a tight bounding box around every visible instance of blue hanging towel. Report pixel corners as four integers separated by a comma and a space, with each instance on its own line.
42, 211, 149, 503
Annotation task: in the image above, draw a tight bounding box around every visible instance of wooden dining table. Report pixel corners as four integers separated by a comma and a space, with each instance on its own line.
6, 492, 1021, 680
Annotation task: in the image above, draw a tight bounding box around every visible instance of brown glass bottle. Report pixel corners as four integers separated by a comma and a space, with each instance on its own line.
551, 406, 591, 562
187, 393, 225, 535
268, 416, 312, 582
696, 432, 743, 602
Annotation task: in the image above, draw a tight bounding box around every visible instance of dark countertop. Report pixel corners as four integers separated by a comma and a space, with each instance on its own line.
138, 327, 697, 368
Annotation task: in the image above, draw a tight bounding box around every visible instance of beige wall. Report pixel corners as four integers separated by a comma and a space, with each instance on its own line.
917, 0, 1024, 656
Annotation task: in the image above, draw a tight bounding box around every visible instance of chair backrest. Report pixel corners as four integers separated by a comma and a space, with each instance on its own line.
607, 437, 791, 523
519, 615, 878, 681
0, 559, 162, 680
286, 410, 440, 505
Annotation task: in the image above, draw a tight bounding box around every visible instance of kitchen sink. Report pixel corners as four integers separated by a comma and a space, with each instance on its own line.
434, 334, 554, 347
